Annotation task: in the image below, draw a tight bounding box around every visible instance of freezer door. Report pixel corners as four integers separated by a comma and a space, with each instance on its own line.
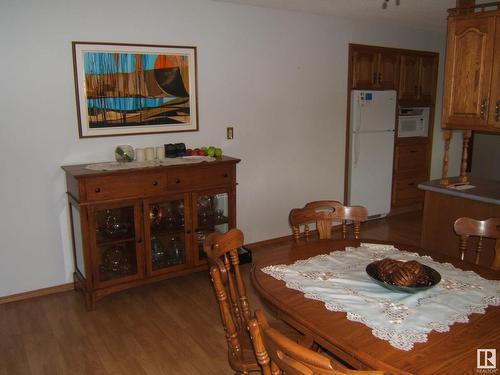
351, 90, 397, 132
348, 131, 395, 218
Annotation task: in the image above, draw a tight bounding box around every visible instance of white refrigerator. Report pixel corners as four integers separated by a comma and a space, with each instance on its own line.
348, 90, 396, 219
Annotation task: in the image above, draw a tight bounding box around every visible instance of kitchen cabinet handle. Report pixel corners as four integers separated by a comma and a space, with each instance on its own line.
175, 178, 181, 184
223, 173, 229, 178
186, 229, 191, 235
94, 187, 101, 193
408, 182, 415, 186
495, 100, 499, 122
152, 180, 158, 186
480, 98, 488, 119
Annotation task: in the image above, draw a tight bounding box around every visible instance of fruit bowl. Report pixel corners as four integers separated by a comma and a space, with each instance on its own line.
366, 260, 441, 293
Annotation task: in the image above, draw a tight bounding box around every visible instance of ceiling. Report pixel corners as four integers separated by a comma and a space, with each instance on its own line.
213, 0, 486, 32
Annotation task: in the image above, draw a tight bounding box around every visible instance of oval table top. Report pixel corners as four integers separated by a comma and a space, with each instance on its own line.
250, 238, 500, 375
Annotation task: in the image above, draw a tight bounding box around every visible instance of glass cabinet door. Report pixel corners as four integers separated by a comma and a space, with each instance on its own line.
92, 202, 142, 286
194, 191, 230, 264
145, 196, 188, 274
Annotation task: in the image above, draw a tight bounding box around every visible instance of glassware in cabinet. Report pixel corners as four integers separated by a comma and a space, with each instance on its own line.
145, 196, 188, 274
194, 191, 230, 264
91, 202, 143, 286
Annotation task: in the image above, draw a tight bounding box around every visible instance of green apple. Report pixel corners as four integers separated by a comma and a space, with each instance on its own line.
214, 148, 223, 157
207, 146, 216, 157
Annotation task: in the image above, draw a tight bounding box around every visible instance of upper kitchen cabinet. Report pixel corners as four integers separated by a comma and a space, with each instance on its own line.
351, 45, 399, 90
443, 10, 500, 132
399, 54, 438, 106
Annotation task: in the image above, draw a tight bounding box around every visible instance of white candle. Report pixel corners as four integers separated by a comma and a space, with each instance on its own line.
135, 148, 146, 162
156, 146, 165, 160
145, 147, 155, 161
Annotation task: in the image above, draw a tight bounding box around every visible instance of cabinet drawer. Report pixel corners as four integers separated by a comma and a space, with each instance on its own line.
392, 175, 426, 206
394, 144, 428, 172
167, 164, 234, 190
85, 173, 167, 201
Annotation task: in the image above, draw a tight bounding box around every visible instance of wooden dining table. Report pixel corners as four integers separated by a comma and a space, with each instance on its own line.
250, 238, 500, 375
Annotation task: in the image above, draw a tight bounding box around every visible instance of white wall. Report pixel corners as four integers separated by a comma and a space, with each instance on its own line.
0, 0, 459, 296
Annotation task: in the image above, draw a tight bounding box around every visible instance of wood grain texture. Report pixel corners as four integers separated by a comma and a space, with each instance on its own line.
251, 238, 500, 375
1, 212, 423, 374
249, 309, 385, 375
442, 11, 499, 131
454, 216, 500, 269
63, 157, 240, 309
289, 201, 368, 241
421, 190, 500, 267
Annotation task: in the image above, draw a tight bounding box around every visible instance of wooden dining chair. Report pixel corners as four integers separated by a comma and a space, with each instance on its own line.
204, 229, 307, 374
248, 309, 384, 375
453, 217, 500, 271
204, 229, 258, 374
289, 200, 368, 241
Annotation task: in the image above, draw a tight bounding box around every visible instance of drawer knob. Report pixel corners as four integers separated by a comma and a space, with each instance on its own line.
94, 187, 101, 193
186, 229, 191, 235
152, 181, 158, 186
176, 178, 181, 184
408, 182, 415, 186
223, 173, 229, 178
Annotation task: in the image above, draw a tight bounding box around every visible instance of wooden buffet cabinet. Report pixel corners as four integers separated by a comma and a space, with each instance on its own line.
349, 44, 439, 209
62, 156, 239, 309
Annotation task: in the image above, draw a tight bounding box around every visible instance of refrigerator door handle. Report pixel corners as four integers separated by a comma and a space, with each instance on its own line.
355, 100, 362, 132
354, 132, 360, 167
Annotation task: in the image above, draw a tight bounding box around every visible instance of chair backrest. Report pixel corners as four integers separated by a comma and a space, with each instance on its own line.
204, 229, 251, 364
289, 201, 368, 241
248, 309, 384, 375
453, 217, 500, 270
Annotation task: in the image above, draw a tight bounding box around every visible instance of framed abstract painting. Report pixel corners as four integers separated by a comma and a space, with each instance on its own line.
72, 42, 198, 138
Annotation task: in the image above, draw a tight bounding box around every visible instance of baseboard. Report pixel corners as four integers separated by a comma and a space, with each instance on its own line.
244, 233, 294, 250
0, 282, 74, 305
389, 204, 423, 216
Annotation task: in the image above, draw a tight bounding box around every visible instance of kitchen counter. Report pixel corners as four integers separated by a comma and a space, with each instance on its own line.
418, 177, 500, 206
419, 176, 500, 267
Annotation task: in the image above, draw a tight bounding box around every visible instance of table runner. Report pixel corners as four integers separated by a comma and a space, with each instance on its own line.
262, 243, 500, 351
85, 156, 216, 171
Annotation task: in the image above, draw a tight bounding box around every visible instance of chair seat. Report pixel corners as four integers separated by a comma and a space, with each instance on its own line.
227, 330, 261, 373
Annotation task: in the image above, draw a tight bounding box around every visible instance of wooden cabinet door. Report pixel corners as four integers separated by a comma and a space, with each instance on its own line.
378, 53, 399, 90
143, 193, 190, 276
192, 188, 235, 266
89, 200, 144, 289
419, 55, 437, 105
443, 16, 495, 129
488, 16, 500, 130
398, 54, 420, 102
352, 49, 378, 89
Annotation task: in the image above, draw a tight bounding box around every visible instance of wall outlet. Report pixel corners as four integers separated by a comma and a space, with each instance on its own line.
227, 127, 234, 140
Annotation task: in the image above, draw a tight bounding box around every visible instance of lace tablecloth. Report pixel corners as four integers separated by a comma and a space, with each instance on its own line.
85, 156, 216, 171
262, 243, 500, 351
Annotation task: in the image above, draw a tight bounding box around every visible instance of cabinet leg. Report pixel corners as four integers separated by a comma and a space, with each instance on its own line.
458, 130, 472, 183
440, 130, 452, 186
84, 292, 96, 311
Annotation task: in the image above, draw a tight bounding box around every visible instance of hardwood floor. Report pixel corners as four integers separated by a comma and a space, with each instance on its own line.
0, 211, 422, 375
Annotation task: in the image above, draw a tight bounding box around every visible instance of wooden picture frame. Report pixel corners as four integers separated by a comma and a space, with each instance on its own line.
72, 42, 198, 138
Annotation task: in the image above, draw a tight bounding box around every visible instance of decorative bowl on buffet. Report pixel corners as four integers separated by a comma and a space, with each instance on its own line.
366, 258, 441, 293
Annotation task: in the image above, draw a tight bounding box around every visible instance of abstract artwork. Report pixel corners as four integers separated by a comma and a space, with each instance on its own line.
72, 42, 198, 138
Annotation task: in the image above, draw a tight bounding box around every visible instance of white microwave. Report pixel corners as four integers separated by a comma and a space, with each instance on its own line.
398, 107, 430, 138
